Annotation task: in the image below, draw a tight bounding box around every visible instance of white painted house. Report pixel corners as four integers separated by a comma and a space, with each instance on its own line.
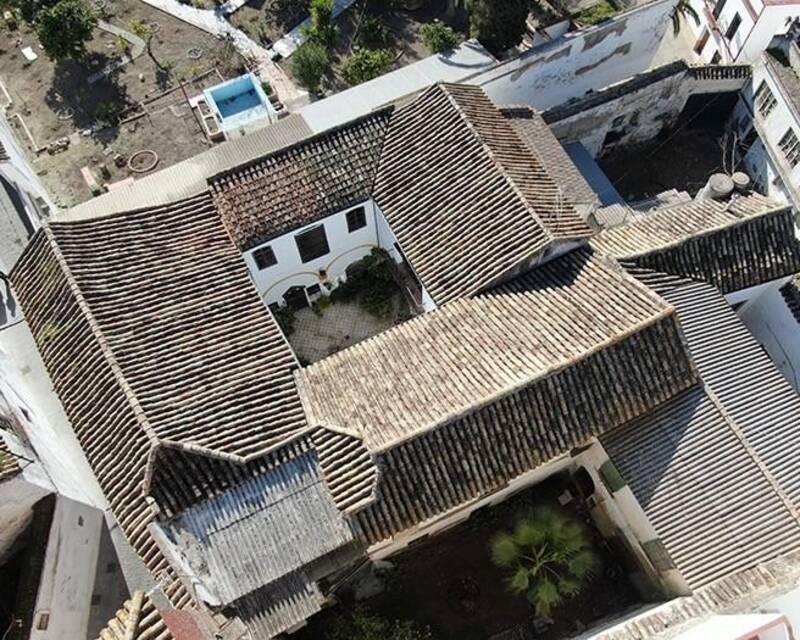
688, 0, 800, 63
734, 32, 800, 208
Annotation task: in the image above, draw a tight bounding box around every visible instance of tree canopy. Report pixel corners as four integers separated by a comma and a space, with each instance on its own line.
489, 506, 600, 618
36, 0, 98, 61
468, 0, 530, 55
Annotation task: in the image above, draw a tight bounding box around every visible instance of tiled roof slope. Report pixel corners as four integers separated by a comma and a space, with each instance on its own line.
590, 194, 800, 292
0, 435, 21, 482
211, 110, 392, 250
10, 193, 306, 603
96, 591, 174, 640
765, 48, 800, 119
373, 83, 593, 305
501, 106, 600, 209
297, 251, 680, 450
297, 251, 698, 542
603, 275, 800, 589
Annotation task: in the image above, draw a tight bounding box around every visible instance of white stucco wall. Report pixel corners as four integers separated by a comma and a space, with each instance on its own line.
29, 496, 104, 640
245, 200, 380, 307
472, 0, 674, 110
0, 329, 106, 508
0, 475, 49, 563
738, 51, 800, 207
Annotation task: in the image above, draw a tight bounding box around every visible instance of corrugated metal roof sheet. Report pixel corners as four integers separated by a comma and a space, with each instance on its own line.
602, 277, 800, 588
161, 449, 355, 606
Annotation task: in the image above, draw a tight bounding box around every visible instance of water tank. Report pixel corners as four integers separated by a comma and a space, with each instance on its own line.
696, 173, 735, 201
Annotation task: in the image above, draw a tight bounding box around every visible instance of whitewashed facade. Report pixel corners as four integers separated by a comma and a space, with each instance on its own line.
734, 36, 800, 208
244, 199, 435, 311
687, 0, 800, 63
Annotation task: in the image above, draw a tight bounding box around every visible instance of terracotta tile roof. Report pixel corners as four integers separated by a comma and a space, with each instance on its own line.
0, 435, 21, 482
96, 591, 175, 640
297, 251, 682, 451
602, 277, 800, 588
373, 84, 593, 305
501, 106, 600, 209
10, 192, 307, 603
211, 110, 392, 250
590, 194, 800, 292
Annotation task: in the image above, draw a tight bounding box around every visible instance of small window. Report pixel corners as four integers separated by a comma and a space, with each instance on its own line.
295, 225, 330, 263
253, 246, 277, 270
712, 0, 726, 18
725, 13, 741, 40
307, 284, 321, 297
754, 81, 777, 118
711, 51, 722, 64
641, 539, 676, 572
36, 612, 50, 631
779, 129, 800, 168
598, 459, 627, 493
346, 206, 367, 233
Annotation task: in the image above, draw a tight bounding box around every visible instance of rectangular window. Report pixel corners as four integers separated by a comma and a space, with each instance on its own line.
779, 129, 800, 168
712, 0, 726, 19
754, 81, 777, 118
641, 540, 676, 572
295, 225, 330, 263
253, 246, 277, 270
598, 459, 627, 493
711, 51, 722, 64
725, 12, 741, 40
306, 284, 321, 297
346, 206, 367, 232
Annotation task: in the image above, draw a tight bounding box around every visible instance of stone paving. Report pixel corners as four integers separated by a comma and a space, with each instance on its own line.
288, 296, 408, 364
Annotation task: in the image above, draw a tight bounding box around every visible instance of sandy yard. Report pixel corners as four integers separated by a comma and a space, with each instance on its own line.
0, 0, 247, 207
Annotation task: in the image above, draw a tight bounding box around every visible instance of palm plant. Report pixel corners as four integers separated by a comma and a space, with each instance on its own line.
671, 0, 700, 36
489, 506, 600, 618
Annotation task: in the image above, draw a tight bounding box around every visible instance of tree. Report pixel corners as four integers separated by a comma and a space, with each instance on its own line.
468, 0, 530, 55
670, 0, 699, 35
12, 0, 60, 22
327, 607, 434, 640
36, 0, 97, 61
421, 22, 460, 54
129, 19, 168, 71
303, 0, 337, 47
342, 48, 393, 86
291, 41, 329, 94
489, 506, 600, 618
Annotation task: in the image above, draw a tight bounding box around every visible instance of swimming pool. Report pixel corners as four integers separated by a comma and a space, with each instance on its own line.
204, 73, 276, 137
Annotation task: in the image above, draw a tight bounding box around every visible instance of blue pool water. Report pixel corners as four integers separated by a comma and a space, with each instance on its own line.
215, 87, 262, 118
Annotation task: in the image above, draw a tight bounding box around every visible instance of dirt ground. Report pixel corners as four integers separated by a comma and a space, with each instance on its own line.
0, 0, 247, 207
599, 128, 728, 201
230, 0, 312, 46
297, 473, 640, 640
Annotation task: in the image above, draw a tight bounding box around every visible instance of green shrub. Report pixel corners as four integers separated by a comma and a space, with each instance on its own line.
261, 80, 273, 95
291, 41, 329, 93
468, 0, 529, 54
358, 15, 390, 49
273, 306, 296, 336
573, 0, 617, 25
327, 606, 434, 640
95, 101, 121, 124
420, 21, 459, 54
303, 0, 338, 47
329, 249, 400, 318
342, 48, 393, 86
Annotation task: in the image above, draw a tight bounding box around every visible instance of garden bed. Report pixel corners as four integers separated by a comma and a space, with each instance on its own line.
297, 473, 641, 640
0, 0, 247, 206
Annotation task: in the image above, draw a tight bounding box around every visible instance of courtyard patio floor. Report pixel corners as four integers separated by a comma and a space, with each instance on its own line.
288, 294, 410, 364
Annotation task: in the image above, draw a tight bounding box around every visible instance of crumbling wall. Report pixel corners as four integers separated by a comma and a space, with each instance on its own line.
545, 67, 693, 156
471, 0, 674, 110
542, 65, 751, 157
